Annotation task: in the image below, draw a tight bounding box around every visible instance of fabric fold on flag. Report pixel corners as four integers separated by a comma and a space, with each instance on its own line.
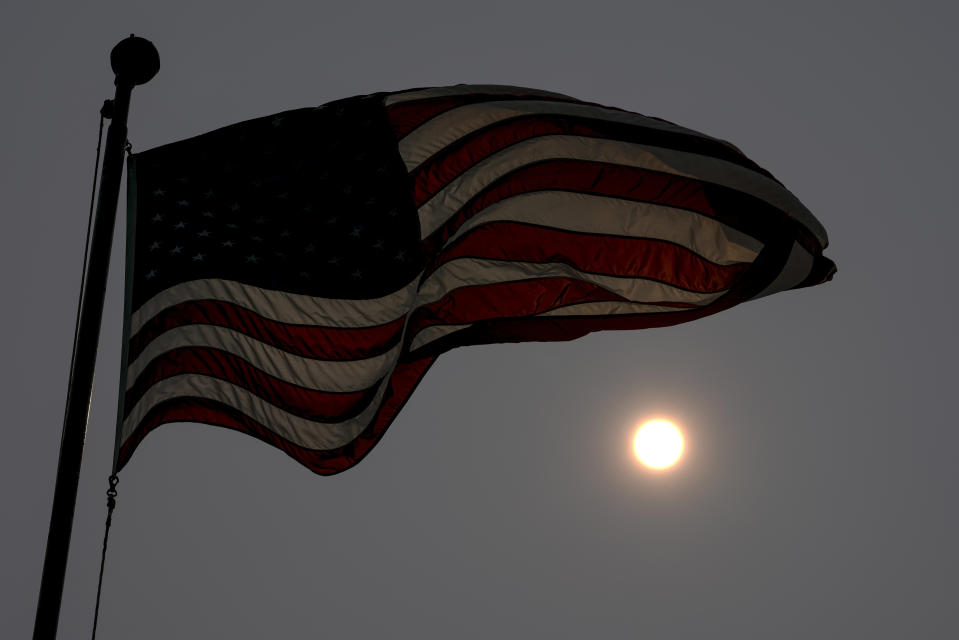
117, 84, 835, 475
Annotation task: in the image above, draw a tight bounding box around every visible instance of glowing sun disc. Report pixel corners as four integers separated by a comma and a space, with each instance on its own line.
633, 419, 684, 469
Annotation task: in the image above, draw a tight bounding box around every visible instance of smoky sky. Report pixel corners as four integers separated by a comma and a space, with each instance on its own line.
3, 2, 957, 638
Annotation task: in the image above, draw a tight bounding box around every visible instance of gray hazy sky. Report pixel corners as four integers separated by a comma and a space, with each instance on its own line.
3, 2, 957, 638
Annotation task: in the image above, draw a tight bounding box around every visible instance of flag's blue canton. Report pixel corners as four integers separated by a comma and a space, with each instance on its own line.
130, 94, 421, 309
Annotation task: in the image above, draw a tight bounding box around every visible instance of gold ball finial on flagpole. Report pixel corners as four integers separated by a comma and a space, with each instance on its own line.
110, 34, 160, 86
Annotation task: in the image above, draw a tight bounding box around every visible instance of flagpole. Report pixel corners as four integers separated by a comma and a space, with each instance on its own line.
33, 35, 159, 640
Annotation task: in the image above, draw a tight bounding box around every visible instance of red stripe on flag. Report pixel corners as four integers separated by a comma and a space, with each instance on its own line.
410, 115, 769, 205
124, 347, 378, 422
387, 97, 473, 140
117, 356, 437, 475
430, 222, 749, 292
410, 117, 650, 205
129, 299, 404, 363
410, 238, 793, 354
426, 159, 717, 246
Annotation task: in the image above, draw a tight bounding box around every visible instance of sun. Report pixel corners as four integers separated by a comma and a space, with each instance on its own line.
633, 419, 684, 470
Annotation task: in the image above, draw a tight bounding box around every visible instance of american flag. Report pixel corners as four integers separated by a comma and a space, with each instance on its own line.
117, 84, 835, 475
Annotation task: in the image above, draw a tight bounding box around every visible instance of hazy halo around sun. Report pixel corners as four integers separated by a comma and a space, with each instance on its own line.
633, 419, 684, 470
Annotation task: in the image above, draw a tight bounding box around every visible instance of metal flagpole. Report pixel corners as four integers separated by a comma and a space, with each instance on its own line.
33, 35, 159, 640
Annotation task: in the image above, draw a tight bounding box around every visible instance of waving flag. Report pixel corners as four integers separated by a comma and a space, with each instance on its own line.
117, 84, 835, 475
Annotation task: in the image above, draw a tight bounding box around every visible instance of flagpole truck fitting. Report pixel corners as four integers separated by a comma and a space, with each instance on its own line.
33, 35, 159, 640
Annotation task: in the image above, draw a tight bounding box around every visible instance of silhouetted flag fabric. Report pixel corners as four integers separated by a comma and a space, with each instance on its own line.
117, 85, 836, 474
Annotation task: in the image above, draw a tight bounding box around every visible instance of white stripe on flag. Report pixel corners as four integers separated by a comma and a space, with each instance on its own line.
406, 302, 686, 352
130, 278, 418, 336
408, 323, 472, 351
127, 324, 403, 393
537, 301, 692, 317
415, 135, 825, 246
416, 257, 727, 308
385, 84, 573, 106
398, 99, 733, 170
443, 191, 762, 266
752, 241, 815, 300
